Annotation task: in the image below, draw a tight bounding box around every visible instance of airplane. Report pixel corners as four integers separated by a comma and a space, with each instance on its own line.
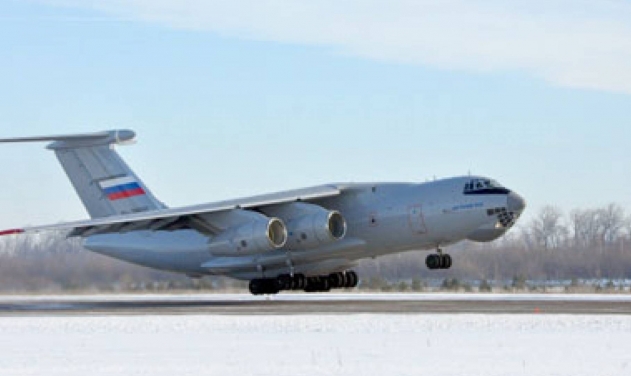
0, 130, 526, 295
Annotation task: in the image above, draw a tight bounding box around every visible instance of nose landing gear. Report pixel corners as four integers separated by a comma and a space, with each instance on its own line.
425, 249, 452, 270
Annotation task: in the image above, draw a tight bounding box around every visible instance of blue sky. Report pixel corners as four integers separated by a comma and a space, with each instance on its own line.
0, 0, 630, 228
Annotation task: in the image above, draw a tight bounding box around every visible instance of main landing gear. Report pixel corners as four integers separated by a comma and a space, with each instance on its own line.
425, 249, 452, 270
248, 271, 359, 295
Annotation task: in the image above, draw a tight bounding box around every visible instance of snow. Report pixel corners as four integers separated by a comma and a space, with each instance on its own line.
0, 313, 630, 376
3, 292, 631, 303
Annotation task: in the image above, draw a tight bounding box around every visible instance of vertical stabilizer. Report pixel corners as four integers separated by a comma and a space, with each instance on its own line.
0, 130, 165, 218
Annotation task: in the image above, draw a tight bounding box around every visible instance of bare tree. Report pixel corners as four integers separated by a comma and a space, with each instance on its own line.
530, 206, 566, 250
625, 215, 631, 240
599, 203, 625, 245
570, 208, 601, 249
569, 204, 625, 250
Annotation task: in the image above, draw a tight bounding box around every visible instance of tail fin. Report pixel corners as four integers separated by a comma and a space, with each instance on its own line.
0, 130, 165, 218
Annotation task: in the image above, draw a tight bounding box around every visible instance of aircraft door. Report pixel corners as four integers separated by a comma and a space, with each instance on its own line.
408, 205, 427, 234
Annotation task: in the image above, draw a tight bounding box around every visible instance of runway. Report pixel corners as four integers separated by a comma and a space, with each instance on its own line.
0, 293, 630, 315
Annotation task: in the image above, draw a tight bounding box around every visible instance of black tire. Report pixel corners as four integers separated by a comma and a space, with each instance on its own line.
319, 277, 331, 292
328, 272, 344, 289
288, 278, 297, 290
277, 274, 292, 290
327, 274, 336, 288
249, 279, 279, 295
339, 272, 348, 288
426, 254, 441, 270
294, 274, 306, 290
442, 254, 452, 269
249, 279, 264, 295
304, 277, 320, 293
345, 271, 358, 288
265, 279, 280, 294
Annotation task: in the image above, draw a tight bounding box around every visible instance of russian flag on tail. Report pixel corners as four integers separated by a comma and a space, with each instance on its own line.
99, 176, 146, 201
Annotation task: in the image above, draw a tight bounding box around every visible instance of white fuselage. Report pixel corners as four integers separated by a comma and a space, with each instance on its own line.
83, 176, 525, 281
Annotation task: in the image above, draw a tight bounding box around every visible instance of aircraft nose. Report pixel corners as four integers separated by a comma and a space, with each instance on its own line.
507, 191, 526, 212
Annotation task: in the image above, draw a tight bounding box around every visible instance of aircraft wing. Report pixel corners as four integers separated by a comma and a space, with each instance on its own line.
0, 184, 342, 238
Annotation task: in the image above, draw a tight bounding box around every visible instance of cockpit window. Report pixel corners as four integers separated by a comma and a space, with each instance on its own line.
464, 179, 510, 195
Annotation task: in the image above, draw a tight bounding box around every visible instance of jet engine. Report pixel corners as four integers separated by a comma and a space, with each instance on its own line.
207, 217, 287, 256
261, 202, 347, 250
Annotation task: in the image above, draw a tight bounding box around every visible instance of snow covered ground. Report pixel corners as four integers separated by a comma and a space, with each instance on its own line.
3, 292, 631, 303
0, 313, 630, 376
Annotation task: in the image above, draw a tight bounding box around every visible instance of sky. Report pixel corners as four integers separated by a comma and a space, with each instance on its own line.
0, 0, 630, 229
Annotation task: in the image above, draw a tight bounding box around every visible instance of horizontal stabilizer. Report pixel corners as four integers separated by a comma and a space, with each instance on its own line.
0, 130, 135, 149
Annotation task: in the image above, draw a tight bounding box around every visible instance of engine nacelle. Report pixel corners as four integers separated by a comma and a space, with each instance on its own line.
207, 217, 287, 256
261, 202, 347, 251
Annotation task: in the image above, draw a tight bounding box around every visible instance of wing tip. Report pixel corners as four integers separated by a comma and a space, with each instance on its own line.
0, 229, 25, 236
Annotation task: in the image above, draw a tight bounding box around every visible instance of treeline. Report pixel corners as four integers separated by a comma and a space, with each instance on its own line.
0, 233, 246, 293
0, 203, 629, 293
362, 203, 631, 281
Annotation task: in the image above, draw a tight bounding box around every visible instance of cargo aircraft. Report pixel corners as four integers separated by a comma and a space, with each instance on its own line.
0, 130, 525, 294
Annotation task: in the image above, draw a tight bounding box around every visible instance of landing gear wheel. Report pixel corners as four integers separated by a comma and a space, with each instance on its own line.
249, 279, 280, 295
344, 271, 359, 288
304, 277, 320, 293
442, 254, 452, 269
426, 254, 452, 270
293, 274, 306, 290
304, 276, 332, 293
426, 254, 442, 270
249, 279, 265, 295
277, 274, 292, 290
319, 276, 331, 292
329, 272, 351, 289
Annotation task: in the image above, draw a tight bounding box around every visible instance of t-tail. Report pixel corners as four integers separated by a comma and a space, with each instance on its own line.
0, 130, 165, 218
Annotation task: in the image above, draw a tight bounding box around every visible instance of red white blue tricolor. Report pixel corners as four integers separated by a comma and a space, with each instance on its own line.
99, 176, 146, 201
